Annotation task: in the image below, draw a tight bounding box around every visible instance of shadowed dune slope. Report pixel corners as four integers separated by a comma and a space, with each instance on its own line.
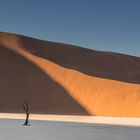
0, 45, 88, 115
1, 32, 140, 84
0, 32, 140, 117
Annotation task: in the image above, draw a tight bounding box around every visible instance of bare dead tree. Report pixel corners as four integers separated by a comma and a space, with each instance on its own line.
23, 102, 30, 126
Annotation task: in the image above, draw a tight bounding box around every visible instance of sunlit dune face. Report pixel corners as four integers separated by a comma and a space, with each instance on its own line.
1, 32, 140, 117
26, 56, 140, 117
3, 45, 140, 117
0, 33, 21, 49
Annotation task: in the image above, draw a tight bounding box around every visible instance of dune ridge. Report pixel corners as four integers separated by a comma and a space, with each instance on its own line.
0, 32, 140, 117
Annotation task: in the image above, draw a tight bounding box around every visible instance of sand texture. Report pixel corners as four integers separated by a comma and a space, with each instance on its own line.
0, 32, 140, 117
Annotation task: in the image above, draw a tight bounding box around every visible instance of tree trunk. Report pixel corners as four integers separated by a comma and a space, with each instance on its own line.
23, 102, 30, 126
23, 112, 30, 126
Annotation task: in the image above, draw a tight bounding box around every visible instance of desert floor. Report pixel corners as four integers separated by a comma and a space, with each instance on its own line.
0, 114, 140, 140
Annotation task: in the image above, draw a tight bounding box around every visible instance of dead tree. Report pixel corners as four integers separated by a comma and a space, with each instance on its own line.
23, 102, 30, 126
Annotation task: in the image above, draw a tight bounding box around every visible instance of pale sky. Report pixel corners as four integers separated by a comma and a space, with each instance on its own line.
0, 0, 140, 56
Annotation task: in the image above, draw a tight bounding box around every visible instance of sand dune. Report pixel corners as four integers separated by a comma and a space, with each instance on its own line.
0, 32, 140, 117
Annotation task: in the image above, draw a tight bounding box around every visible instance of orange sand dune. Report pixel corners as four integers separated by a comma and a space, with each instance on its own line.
0, 32, 140, 117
